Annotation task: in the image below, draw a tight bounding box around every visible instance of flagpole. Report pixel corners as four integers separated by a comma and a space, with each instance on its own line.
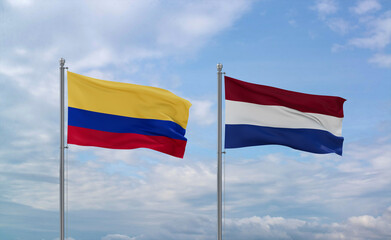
59, 58, 66, 240
217, 63, 223, 240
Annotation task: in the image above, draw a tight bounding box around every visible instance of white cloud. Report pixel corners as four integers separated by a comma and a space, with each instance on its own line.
288, 19, 297, 27
326, 18, 351, 35
6, 0, 33, 8
319, 2, 390, 67
156, 1, 251, 50
102, 234, 138, 240
224, 206, 391, 240
72, 48, 116, 71
312, 0, 338, 17
351, 0, 381, 15
230, 215, 306, 229
349, 11, 391, 49
221, 140, 391, 217
2, 138, 391, 239
0, 0, 252, 99
331, 43, 346, 52
1, 151, 216, 211
189, 99, 215, 126
225, 215, 306, 240
0, 62, 34, 83
332, 206, 391, 239
369, 53, 391, 68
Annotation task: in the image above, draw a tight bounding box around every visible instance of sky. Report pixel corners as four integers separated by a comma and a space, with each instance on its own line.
0, 0, 390, 239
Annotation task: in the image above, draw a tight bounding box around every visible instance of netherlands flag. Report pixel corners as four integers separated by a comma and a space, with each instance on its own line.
225, 76, 346, 155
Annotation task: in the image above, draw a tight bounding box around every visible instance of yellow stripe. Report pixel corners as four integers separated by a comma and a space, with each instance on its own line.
68, 72, 191, 129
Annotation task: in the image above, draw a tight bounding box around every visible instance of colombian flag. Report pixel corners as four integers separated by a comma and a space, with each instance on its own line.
225, 76, 345, 155
67, 72, 191, 158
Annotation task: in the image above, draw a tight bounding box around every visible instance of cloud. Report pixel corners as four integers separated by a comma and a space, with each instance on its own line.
72, 205, 391, 239
0, 0, 252, 98
5, 0, 33, 8
189, 99, 215, 126
369, 53, 391, 67
323, 206, 391, 240
221, 139, 391, 219
331, 43, 347, 52
326, 18, 351, 35
351, 0, 381, 15
0, 148, 216, 211
348, 11, 391, 49
322, 5, 391, 67
288, 19, 297, 27
311, 1, 350, 35
224, 206, 391, 240
225, 215, 306, 239
313, 0, 390, 57
102, 234, 138, 240
2, 138, 391, 239
5, 135, 390, 215
312, 0, 338, 18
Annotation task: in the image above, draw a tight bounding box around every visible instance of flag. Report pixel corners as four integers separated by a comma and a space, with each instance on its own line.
67, 72, 191, 158
225, 76, 345, 155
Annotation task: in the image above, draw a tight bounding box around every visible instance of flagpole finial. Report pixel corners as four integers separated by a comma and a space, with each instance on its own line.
60, 58, 65, 66
217, 63, 223, 71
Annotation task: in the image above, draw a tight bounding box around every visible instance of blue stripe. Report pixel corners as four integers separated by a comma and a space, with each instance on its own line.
225, 124, 343, 155
68, 107, 186, 141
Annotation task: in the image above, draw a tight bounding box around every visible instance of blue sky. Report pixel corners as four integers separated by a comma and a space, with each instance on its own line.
0, 0, 390, 239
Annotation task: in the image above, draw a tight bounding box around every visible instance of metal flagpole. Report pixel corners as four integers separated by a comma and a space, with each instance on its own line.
217, 63, 223, 240
59, 58, 66, 240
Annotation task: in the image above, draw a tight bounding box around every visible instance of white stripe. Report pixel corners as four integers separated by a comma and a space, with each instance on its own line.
225, 100, 343, 136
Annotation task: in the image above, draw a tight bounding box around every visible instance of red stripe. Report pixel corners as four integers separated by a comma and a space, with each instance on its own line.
67, 126, 187, 158
225, 76, 345, 118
